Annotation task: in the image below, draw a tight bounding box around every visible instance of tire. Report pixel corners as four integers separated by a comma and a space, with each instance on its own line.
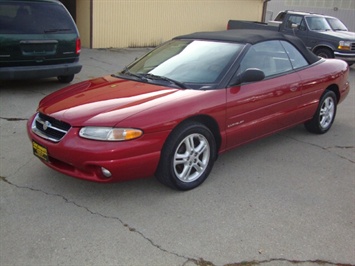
315, 48, 333, 59
305, 90, 337, 134
57, 74, 75, 83
156, 121, 217, 190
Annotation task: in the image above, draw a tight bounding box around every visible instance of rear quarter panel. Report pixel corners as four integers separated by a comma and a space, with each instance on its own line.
297, 59, 349, 115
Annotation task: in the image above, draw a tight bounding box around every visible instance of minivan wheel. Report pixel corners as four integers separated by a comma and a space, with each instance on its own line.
156, 121, 216, 190
58, 74, 74, 83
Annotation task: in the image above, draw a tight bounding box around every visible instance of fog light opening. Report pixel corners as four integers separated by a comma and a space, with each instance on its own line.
101, 167, 112, 178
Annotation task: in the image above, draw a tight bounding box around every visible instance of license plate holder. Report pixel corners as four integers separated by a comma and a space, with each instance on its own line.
32, 141, 49, 162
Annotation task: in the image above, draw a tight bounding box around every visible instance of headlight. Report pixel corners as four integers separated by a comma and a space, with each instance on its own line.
338, 41, 351, 50
79, 127, 143, 141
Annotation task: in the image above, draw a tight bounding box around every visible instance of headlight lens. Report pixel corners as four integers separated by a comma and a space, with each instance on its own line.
79, 127, 143, 141
338, 40, 351, 50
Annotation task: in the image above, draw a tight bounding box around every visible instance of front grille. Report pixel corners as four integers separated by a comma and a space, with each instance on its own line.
32, 113, 71, 142
351, 42, 355, 51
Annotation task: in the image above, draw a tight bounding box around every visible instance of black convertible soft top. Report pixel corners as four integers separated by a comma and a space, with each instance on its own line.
174, 29, 320, 64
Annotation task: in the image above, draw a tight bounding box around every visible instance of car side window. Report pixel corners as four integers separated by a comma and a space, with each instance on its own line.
239, 40, 293, 78
280, 41, 309, 69
286, 15, 304, 29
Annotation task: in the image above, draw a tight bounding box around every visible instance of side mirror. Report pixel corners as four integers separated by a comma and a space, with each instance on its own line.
239, 68, 265, 84
291, 23, 299, 29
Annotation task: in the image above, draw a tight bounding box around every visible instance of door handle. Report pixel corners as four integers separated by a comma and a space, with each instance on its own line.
290, 84, 299, 92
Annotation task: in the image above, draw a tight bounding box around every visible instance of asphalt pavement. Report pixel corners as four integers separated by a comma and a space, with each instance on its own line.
1, 48, 354, 266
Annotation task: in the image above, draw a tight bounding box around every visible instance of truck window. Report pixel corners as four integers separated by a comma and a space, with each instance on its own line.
306, 17, 331, 31
326, 17, 348, 31
299, 19, 307, 31
286, 15, 304, 29
275, 12, 286, 21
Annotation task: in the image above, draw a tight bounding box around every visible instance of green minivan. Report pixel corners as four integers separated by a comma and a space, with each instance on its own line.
0, 0, 82, 83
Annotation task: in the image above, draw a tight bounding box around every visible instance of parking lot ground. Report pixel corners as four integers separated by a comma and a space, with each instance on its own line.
1, 48, 354, 266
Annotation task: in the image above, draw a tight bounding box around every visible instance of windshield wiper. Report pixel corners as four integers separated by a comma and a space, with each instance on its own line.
117, 68, 146, 81
142, 73, 188, 89
114, 70, 188, 89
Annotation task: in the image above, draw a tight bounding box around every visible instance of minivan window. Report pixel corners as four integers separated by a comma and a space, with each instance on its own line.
0, 1, 76, 34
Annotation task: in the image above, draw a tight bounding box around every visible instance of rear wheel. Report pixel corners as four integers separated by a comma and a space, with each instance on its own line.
305, 90, 337, 134
57, 74, 74, 83
156, 121, 216, 190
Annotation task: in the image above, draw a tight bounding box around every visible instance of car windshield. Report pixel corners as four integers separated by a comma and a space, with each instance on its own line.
326, 17, 348, 31
121, 40, 243, 87
0, 1, 76, 34
306, 17, 332, 31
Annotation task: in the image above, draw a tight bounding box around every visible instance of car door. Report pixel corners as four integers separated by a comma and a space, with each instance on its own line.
281, 15, 311, 49
225, 40, 305, 149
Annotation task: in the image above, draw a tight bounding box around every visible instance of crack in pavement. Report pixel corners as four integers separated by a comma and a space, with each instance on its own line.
0, 175, 200, 265
1, 176, 353, 266
279, 133, 355, 164
224, 258, 354, 266
0, 116, 28, 121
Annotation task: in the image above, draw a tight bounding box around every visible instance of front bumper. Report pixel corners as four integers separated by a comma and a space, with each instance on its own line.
27, 116, 168, 183
334, 51, 355, 64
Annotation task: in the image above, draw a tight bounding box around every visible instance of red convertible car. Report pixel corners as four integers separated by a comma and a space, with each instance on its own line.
27, 30, 350, 190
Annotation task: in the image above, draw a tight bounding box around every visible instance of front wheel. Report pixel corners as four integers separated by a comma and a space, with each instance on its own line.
305, 90, 337, 134
315, 48, 333, 59
156, 121, 217, 190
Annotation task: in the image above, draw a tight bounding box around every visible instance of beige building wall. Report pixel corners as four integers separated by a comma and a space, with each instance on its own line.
80, 0, 264, 48
76, 0, 91, 48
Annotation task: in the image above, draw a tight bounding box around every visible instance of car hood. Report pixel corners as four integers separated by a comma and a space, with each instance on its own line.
38, 75, 182, 127
319, 30, 355, 40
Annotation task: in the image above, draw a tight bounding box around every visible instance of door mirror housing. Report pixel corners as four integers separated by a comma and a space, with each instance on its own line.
239, 68, 265, 84
229, 68, 265, 86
